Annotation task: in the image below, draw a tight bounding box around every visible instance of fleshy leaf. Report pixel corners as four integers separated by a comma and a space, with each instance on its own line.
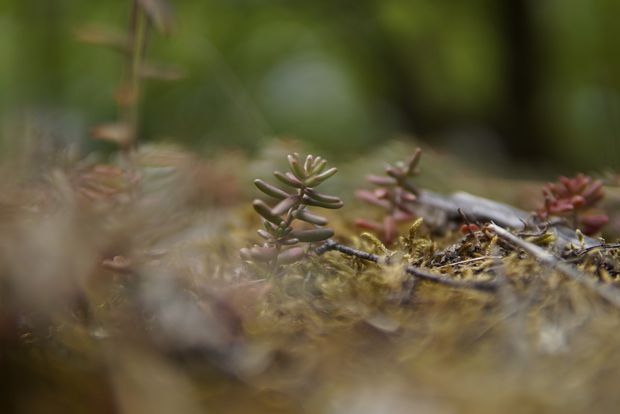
273, 171, 303, 188
305, 189, 342, 204
257, 229, 271, 240
355, 190, 391, 210
253, 199, 283, 224
271, 195, 300, 216
355, 219, 383, 233
303, 154, 314, 173
367, 175, 397, 186
290, 228, 334, 242
288, 153, 306, 180
311, 158, 326, 174
280, 238, 299, 246
305, 167, 337, 187
294, 210, 328, 226
276, 247, 306, 265
254, 179, 289, 199
405, 148, 422, 176
249, 246, 278, 262
301, 195, 344, 209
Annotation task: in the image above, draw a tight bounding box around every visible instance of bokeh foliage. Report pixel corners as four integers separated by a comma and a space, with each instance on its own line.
1, 0, 620, 167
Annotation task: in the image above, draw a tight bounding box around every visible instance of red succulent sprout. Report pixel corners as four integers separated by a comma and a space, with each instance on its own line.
536, 173, 608, 235
355, 149, 421, 245
460, 223, 480, 235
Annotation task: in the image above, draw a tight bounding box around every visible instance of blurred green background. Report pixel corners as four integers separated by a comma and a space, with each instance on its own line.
1, 0, 619, 169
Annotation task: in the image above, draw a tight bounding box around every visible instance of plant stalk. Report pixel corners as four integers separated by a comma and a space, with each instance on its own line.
316, 239, 498, 292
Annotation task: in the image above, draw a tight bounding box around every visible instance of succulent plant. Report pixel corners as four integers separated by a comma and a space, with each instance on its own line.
355, 148, 422, 245
536, 173, 608, 235
240, 153, 343, 267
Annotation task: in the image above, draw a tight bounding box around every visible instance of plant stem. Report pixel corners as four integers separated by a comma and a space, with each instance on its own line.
577, 243, 620, 256
316, 240, 498, 292
123, 0, 149, 151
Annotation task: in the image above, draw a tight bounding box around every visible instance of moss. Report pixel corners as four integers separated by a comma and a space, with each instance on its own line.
2, 144, 620, 413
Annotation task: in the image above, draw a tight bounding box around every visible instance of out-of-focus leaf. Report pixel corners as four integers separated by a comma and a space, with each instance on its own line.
249, 246, 278, 262
91, 122, 133, 147
405, 148, 422, 176
385, 167, 402, 180
240, 246, 277, 262
137, 0, 174, 34
367, 175, 397, 187
355, 218, 383, 233
139, 62, 184, 81
101, 255, 132, 273
276, 247, 305, 265
71, 164, 138, 203
355, 190, 391, 210
383, 215, 397, 245
74, 25, 129, 52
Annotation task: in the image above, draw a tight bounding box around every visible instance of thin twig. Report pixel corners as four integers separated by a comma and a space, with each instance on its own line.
404, 267, 497, 292
435, 256, 501, 269
577, 243, 620, 256
315, 239, 378, 262
487, 223, 620, 308
316, 240, 497, 292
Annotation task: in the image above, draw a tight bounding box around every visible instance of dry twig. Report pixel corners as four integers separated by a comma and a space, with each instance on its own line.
487, 223, 620, 308
316, 239, 497, 292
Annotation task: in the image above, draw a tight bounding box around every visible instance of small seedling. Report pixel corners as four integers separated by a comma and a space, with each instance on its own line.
536, 173, 608, 235
241, 153, 343, 268
355, 148, 422, 244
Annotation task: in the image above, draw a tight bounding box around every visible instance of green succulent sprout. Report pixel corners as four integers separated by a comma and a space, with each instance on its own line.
240, 153, 343, 267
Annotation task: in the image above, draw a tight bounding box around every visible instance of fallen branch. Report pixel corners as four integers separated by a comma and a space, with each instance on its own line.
316, 239, 497, 292
417, 190, 601, 251
487, 223, 620, 308
417, 190, 529, 229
